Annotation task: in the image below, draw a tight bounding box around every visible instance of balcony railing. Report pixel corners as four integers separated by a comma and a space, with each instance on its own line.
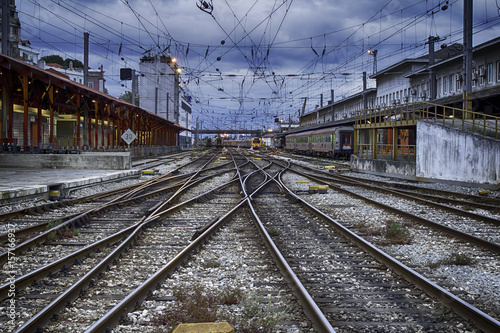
357, 143, 416, 163
355, 101, 500, 140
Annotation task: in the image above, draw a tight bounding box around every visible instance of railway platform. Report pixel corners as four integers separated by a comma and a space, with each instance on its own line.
0, 167, 139, 203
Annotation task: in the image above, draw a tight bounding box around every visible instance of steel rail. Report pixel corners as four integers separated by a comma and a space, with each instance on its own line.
14, 165, 244, 332
1, 166, 242, 302
86, 154, 334, 333
0, 221, 137, 300
285, 169, 500, 254
275, 171, 500, 333
0, 154, 225, 265
245, 161, 336, 333
314, 170, 500, 226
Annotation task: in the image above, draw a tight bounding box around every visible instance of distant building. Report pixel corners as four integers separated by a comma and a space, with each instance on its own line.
179, 91, 192, 148
139, 53, 179, 122
0, 0, 21, 58
139, 52, 192, 146
18, 40, 38, 65
38, 60, 106, 92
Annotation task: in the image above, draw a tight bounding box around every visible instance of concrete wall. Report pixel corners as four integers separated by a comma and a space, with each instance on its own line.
416, 120, 500, 187
0, 152, 131, 170
350, 155, 416, 179
129, 146, 180, 158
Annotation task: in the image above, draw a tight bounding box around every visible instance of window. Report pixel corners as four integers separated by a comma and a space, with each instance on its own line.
88, 82, 94, 89
437, 78, 441, 96
456, 74, 462, 91
478, 65, 485, 86
472, 68, 476, 87
449, 75, 454, 92
443, 76, 448, 94
487, 63, 493, 84
497, 61, 500, 82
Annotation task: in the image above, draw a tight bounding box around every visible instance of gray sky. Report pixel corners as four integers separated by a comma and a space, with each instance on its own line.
17, 0, 500, 131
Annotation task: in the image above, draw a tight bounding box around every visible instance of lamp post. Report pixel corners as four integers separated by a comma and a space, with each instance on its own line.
367, 49, 378, 75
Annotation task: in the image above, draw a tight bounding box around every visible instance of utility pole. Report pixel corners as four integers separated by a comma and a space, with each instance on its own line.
1, 0, 9, 56
330, 89, 335, 122
428, 36, 438, 101
195, 117, 199, 149
463, 0, 473, 115
131, 70, 137, 106
1, 0, 9, 138
362, 72, 368, 109
83, 32, 89, 148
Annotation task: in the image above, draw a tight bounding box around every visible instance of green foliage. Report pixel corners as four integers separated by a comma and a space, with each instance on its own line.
46, 231, 58, 242
46, 220, 62, 230
150, 284, 288, 333
118, 91, 140, 106
40, 55, 83, 69
41, 55, 64, 65
428, 252, 474, 268
266, 226, 281, 237
381, 221, 412, 245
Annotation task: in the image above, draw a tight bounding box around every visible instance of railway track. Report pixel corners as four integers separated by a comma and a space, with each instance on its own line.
284, 161, 500, 250
3, 150, 499, 332
0, 152, 240, 331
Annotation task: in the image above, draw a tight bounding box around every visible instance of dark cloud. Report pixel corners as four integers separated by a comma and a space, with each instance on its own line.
16, 0, 499, 130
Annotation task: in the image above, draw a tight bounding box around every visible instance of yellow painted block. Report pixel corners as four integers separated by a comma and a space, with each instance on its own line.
325, 165, 335, 169
318, 185, 329, 190
220, 157, 226, 160
309, 185, 319, 190
214, 161, 221, 164
478, 190, 488, 196
254, 157, 262, 160
141, 170, 155, 175
296, 180, 309, 184
173, 322, 234, 333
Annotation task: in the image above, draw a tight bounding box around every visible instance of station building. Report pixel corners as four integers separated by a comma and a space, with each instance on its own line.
295, 37, 500, 188
0, 54, 187, 169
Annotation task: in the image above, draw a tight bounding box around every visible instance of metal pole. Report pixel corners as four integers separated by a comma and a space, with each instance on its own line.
463, 0, 473, 115
362, 72, 368, 109
1, 0, 9, 56
330, 89, 335, 121
131, 70, 137, 106
166, 92, 169, 120
428, 36, 437, 101
154, 87, 158, 115
84, 32, 89, 87
2, 0, 10, 138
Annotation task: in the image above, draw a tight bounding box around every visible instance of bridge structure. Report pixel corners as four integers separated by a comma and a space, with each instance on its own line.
198, 129, 264, 137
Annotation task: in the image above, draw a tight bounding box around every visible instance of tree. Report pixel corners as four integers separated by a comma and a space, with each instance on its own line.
40, 55, 83, 69
40, 55, 64, 65
119, 91, 139, 106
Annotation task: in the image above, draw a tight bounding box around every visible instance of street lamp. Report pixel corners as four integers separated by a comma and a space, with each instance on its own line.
367, 49, 378, 75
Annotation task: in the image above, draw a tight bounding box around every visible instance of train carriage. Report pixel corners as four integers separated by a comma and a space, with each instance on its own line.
285, 126, 354, 158
251, 137, 262, 150
286, 130, 314, 154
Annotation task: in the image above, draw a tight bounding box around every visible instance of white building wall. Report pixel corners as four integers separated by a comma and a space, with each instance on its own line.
416, 120, 500, 187
139, 55, 176, 121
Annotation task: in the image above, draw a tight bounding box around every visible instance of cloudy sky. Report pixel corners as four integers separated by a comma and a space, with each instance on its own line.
16, 0, 500, 131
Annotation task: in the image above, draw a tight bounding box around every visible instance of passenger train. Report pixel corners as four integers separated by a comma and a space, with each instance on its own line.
285, 126, 354, 158
214, 137, 262, 150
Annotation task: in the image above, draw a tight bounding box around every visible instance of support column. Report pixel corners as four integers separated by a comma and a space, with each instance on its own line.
371, 128, 377, 159
48, 86, 54, 146
76, 94, 81, 148
107, 105, 111, 148
463, 0, 473, 115
94, 100, 99, 148
21, 75, 29, 148
392, 127, 397, 161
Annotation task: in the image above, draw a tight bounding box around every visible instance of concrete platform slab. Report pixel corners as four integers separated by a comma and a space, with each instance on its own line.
0, 168, 140, 202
